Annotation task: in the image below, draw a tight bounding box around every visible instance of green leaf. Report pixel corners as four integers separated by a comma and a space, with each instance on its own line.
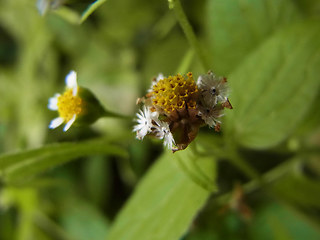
250, 202, 320, 240
106, 148, 216, 240
60, 198, 109, 240
84, 156, 111, 207
207, 0, 301, 74
268, 216, 293, 240
294, 90, 320, 137
80, 0, 109, 24
0, 138, 128, 185
225, 20, 320, 149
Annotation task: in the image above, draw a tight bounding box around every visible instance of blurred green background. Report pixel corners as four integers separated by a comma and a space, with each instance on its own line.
0, 0, 320, 240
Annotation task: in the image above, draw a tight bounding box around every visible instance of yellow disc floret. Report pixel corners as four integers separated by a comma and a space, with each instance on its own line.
57, 88, 83, 122
152, 72, 198, 113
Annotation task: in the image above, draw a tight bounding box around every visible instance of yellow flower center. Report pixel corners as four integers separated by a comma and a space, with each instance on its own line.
152, 72, 198, 113
57, 88, 83, 122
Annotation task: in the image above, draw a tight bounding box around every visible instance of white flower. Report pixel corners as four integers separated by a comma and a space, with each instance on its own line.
48, 70, 81, 132
197, 72, 229, 107
154, 120, 175, 150
148, 73, 165, 92
133, 106, 157, 140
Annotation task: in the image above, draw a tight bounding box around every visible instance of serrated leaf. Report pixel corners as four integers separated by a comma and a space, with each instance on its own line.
106, 149, 216, 240
0, 138, 128, 184
225, 20, 320, 149
207, 0, 301, 74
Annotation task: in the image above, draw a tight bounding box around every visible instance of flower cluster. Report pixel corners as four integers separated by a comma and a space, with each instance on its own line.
133, 71, 232, 152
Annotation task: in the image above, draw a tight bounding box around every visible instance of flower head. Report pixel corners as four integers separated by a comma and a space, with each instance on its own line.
48, 70, 105, 132
48, 71, 81, 131
151, 72, 198, 113
133, 71, 232, 152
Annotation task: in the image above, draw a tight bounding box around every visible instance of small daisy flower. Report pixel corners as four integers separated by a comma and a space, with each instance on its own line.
48, 70, 105, 132
48, 71, 80, 131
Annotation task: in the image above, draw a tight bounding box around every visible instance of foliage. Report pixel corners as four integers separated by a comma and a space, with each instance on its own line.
0, 0, 320, 240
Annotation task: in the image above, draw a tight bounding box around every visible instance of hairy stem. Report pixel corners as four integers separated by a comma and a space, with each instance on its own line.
169, 0, 210, 70
102, 110, 131, 120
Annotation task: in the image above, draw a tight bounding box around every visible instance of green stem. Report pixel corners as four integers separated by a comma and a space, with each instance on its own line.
221, 135, 261, 181
215, 157, 304, 206
227, 147, 261, 181
169, 0, 210, 71
224, 146, 320, 183
102, 110, 132, 120
296, 147, 320, 156
34, 211, 76, 240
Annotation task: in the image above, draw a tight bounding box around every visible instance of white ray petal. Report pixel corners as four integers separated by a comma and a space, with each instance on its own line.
65, 70, 78, 96
156, 73, 164, 81
49, 117, 64, 129
63, 114, 76, 132
48, 93, 60, 110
